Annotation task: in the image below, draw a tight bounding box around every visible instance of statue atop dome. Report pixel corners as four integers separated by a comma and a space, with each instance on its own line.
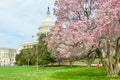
37, 7, 55, 37
47, 7, 50, 15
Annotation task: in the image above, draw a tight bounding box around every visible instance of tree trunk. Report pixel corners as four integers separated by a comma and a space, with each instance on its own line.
27, 59, 29, 66
69, 61, 73, 67
69, 58, 73, 67
97, 38, 120, 77
58, 62, 61, 66
86, 54, 96, 67
87, 60, 91, 67
107, 38, 120, 77
97, 48, 119, 77
107, 66, 119, 77
114, 37, 120, 76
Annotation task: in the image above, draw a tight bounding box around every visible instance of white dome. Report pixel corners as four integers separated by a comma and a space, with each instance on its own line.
40, 15, 55, 28
37, 7, 55, 36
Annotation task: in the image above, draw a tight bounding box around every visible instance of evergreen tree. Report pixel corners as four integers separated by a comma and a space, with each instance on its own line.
38, 34, 55, 66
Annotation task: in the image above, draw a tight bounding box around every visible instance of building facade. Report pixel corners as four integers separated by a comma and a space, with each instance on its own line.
0, 48, 16, 66
17, 41, 38, 54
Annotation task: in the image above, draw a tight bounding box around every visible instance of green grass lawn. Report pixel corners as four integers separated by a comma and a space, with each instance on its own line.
0, 66, 120, 80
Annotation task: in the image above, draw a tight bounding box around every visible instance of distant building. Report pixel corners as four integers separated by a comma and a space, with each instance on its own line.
17, 41, 38, 54
0, 48, 16, 66
17, 7, 55, 54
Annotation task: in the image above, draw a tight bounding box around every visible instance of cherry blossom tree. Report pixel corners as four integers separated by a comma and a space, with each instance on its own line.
46, 0, 120, 77
46, 21, 65, 65
46, 0, 98, 66
94, 0, 120, 77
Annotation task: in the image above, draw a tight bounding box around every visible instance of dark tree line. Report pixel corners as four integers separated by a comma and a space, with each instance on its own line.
15, 34, 55, 66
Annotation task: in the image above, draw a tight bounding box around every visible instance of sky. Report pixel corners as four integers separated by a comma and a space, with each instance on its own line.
0, 0, 55, 49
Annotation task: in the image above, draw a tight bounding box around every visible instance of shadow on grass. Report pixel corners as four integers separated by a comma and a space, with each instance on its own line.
50, 67, 120, 80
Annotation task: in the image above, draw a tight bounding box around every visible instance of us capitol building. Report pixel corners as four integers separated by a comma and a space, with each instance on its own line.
0, 7, 55, 66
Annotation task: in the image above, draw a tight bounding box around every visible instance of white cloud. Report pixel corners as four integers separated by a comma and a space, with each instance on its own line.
0, 0, 55, 48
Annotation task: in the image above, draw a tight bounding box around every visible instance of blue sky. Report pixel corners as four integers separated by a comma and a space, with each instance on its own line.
0, 0, 55, 49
